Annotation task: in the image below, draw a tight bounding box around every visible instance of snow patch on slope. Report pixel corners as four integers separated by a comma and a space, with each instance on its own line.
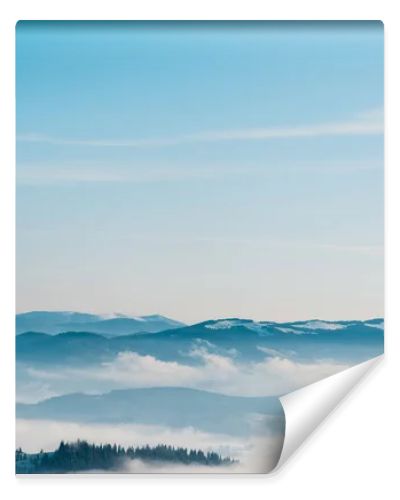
205, 320, 239, 330
292, 321, 346, 331
276, 327, 304, 335
98, 313, 131, 320
204, 319, 266, 333
365, 322, 384, 330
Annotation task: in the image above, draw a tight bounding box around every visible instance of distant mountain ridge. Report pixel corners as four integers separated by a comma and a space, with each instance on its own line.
16, 387, 283, 436
16, 317, 384, 367
16, 311, 185, 336
16, 311, 383, 337
199, 317, 384, 334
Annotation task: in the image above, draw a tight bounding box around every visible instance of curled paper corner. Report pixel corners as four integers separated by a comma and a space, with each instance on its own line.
274, 354, 384, 471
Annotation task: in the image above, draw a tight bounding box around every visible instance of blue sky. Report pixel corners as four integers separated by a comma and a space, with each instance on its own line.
16, 21, 384, 322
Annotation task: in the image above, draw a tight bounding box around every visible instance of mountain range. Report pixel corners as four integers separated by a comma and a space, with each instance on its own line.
16, 311, 185, 336
16, 387, 283, 436
16, 315, 384, 366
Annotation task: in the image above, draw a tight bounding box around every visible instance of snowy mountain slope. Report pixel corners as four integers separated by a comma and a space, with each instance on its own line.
16, 311, 185, 336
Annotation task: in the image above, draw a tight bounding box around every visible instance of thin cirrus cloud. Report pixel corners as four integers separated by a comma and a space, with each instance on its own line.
16, 160, 382, 186
17, 108, 383, 149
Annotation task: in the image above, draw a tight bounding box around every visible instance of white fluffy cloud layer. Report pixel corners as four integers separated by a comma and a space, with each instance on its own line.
19, 347, 349, 403
16, 348, 349, 472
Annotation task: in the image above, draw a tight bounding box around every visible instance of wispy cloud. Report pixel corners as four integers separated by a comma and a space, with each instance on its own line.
16, 159, 381, 186
16, 163, 250, 185
17, 108, 383, 149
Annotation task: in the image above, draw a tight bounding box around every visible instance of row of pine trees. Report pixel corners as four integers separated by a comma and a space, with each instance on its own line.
16, 440, 235, 473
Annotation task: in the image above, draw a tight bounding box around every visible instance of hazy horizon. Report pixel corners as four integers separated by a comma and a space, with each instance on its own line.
15, 308, 384, 325
16, 21, 384, 324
